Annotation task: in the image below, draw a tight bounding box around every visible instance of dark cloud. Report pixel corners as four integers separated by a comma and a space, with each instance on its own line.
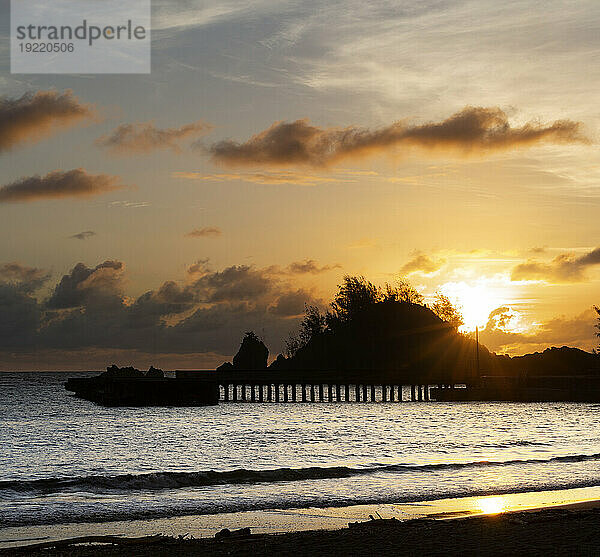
0, 262, 50, 293
186, 227, 222, 238
127, 282, 196, 330
0, 285, 42, 348
511, 247, 600, 283
0, 258, 332, 362
400, 252, 444, 275
210, 107, 586, 167
69, 230, 96, 240
0, 169, 125, 204
269, 289, 317, 317
96, 120, 210, 154
47, 260, 124, 309
0, 90, 94, 153
193, 265, 274, 302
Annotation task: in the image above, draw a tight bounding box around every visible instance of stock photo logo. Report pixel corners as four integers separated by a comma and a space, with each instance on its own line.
10, 0, 151, 74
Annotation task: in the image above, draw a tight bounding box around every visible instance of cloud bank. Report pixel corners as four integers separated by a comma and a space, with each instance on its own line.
0, 169, 125, 203
0, 262, 50, 293
0, 90, 94, 152
0, 258, 327, 369
210, 107, 586, 167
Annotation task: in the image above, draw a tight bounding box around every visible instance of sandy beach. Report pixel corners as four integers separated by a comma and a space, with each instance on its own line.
3, 503, 600, 556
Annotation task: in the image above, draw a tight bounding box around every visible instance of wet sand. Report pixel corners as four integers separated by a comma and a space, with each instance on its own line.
3, 502, 600, 556
4, 484, 600, 549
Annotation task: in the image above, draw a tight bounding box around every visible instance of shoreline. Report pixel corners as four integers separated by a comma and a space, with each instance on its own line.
3, 486, 600, 551
3, 503, 600, 556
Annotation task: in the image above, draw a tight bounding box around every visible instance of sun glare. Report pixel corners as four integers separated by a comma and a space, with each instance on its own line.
439, 281, 511, 332
477, 496, 506, 515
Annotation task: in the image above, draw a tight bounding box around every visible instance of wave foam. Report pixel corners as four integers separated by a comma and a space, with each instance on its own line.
3, 453, 600, 494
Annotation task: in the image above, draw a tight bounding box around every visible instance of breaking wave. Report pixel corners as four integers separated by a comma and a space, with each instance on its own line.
4, 452, 600, 494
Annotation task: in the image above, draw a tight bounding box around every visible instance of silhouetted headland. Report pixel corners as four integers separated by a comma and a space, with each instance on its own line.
211, 276, 600, 402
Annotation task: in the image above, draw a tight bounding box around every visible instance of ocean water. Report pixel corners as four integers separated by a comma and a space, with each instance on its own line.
2, 372, 600, 532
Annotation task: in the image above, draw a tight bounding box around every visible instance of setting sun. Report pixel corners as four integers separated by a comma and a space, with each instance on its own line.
4, 1, 600, 553
439, 281, 512, 332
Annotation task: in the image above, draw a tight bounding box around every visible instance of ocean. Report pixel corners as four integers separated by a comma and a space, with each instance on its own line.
2, 372, 600, 537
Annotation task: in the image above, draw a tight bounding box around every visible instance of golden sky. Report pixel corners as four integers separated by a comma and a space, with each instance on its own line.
1, 0, 599, 369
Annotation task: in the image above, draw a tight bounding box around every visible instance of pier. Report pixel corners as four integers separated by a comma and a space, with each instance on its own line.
176, 370, 461, 403
66, 374, 220, 406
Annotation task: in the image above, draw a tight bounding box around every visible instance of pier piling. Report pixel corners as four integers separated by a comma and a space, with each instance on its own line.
211, 373, 466, 404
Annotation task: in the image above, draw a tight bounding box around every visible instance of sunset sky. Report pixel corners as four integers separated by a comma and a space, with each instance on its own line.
1, 0, 599, 370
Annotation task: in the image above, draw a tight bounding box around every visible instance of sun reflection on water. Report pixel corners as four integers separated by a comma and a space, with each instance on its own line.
477, 496, 506, 515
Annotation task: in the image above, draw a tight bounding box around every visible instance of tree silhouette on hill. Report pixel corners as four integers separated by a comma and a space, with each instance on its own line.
219, 276, 600, 380
275, 275, 486, 383
286, 276, 463, 359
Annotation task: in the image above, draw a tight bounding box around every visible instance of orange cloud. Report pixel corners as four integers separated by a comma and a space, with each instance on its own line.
97, 120, 210, 154
0, 90, 94, 152
400, 252, 445, 275
286, 259, 340, 275
210, 107, 586, 167
0, 169, 126, 203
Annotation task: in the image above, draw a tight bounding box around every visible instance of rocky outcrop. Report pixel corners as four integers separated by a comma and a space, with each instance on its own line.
146, 366, 164, 378
102, 364, 164, 378
216, 331, 269, 370
216, 361, 234, 371
102, 365, 145, 378
232, 331, 269, 370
